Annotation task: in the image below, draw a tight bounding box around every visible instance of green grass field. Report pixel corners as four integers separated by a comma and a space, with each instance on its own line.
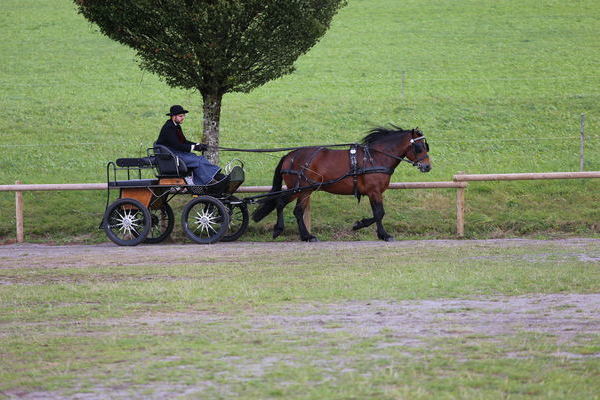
0, 0, 599, 241
0, 240, 599, 398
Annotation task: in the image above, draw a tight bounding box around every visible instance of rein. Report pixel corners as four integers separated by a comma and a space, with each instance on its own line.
216, 143, 355, 153
216, 135, 427, 165
216, 134, 428, 169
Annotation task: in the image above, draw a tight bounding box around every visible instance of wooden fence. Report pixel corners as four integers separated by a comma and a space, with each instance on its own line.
2, 171, 599, 242
1, 180, 466, 243
452, 171, 600, 236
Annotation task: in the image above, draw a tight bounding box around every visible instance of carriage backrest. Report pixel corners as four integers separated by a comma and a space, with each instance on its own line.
150, 144, 189, 178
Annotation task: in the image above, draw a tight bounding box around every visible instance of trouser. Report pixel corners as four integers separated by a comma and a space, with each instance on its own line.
172, 151, 220, 185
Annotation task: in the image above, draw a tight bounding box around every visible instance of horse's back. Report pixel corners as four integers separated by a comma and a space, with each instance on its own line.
281, 146, 391, 196
282, 147, 348, 176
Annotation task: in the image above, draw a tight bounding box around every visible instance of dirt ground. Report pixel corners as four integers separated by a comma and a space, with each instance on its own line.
1, 238, 599, 268
2, 239, 598, 345
1, 239, 599, 399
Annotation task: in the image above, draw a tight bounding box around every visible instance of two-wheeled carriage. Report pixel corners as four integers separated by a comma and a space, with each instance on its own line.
101, 145, 248, 246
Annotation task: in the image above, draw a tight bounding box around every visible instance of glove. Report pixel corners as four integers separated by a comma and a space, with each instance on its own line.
194, 143, 207, 152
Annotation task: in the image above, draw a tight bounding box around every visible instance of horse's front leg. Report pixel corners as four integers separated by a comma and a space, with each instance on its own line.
368, 194, 394, 241
293, 193, 318, 242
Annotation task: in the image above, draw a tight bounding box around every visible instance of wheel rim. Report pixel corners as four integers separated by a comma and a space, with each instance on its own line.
221, 199, 249, 242
182, 197, 229, 244
104, 199, 150, 246
144, 204, 174, 244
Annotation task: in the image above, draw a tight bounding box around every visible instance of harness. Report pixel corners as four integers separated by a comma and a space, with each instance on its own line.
219, 133, 428, 202
281, 143, 396, 201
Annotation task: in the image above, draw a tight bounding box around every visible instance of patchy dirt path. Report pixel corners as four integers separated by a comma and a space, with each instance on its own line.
5, 294, 597, 348
0, 238, 599, 269
2, 294, 599, 399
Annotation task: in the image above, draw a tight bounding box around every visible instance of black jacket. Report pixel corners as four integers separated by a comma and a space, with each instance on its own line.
156, 120, 195, 152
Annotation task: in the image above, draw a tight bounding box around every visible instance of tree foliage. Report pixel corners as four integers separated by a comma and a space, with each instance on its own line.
74, 0, 347, 161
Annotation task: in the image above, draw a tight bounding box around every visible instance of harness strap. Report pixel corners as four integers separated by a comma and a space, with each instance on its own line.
277, 144, 397, 201
280, 169, 301, 176
349, 145, 359, 200
359, 166, 395, 175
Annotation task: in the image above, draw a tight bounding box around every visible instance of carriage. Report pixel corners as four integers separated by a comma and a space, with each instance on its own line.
101, 144, 248, 246
101, 126, 431, 245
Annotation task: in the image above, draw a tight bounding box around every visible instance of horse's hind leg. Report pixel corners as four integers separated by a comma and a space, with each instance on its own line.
293, 193, 318, 242
272, 195, 290, 239
352, 216, 377, 231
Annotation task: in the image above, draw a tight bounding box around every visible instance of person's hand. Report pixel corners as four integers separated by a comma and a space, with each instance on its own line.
194, 143, 207, 151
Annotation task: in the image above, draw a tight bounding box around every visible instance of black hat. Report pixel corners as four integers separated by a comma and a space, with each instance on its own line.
166, 105, 189, 116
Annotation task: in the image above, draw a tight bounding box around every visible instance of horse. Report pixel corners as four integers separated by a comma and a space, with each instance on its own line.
251, 126, 432, 242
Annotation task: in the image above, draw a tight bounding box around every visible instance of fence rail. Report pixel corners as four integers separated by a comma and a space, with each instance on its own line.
453, 171, 600, 182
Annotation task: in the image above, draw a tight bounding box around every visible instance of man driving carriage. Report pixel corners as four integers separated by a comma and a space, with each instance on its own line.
156, 105, 221, 185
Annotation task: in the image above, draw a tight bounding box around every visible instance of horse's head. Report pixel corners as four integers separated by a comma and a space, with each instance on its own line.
405, 128, 431, 173
362, 125, 432, 172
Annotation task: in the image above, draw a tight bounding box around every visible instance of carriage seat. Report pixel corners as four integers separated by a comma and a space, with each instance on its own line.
110, 157, 158, 187
151, 144, 190, 178
116, 157, 154, 168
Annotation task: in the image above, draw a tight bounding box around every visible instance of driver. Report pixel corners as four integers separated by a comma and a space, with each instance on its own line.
156, 105, 220, 185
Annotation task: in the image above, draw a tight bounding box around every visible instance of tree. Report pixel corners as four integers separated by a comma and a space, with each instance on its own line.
74, 0, 347, 163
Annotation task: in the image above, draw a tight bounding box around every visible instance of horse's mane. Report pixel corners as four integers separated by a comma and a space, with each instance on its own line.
361, 125, 412, 145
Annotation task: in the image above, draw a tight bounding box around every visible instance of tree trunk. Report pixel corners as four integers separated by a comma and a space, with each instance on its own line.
201, 92, 223, 165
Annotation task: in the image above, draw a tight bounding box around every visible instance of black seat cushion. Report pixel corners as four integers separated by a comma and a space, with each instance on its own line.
153, 144, 189, 177
116, 157, 154, 168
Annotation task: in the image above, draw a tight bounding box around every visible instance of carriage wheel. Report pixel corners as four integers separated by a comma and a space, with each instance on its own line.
103, 198, 151, 246
221, 197, 249, 242
181, 196, 230, 244
143, 203, 175, 244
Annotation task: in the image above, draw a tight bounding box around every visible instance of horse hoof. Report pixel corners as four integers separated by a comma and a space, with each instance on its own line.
352, 222, 362, 231
383, 236, 395, 242
272, 227, 283, 239
304, 236, 319, 242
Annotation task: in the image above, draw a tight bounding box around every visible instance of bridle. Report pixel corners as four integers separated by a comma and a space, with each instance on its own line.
369, 134, 430, 168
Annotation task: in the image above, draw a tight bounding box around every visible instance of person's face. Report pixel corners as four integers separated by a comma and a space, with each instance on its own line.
172, 113, 186, 124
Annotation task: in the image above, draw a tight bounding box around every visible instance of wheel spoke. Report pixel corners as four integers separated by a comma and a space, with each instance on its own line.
110, 207, 143, 239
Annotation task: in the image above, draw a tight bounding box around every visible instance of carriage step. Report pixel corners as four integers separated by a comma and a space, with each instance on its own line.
108, 179, 159, 187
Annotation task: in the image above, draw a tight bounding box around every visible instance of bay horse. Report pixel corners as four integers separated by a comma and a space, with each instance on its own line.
252, 126, 431, 241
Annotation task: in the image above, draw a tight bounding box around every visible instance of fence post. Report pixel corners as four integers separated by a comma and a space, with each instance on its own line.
580, 113, 585, 171
456, 173, 465, 237
15, 180, 24, 243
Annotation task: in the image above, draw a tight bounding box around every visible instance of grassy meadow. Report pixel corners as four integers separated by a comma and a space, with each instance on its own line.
0, 0, 599, 241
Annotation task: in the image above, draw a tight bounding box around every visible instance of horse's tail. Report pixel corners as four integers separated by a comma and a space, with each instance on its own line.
252, 156, 286, 222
